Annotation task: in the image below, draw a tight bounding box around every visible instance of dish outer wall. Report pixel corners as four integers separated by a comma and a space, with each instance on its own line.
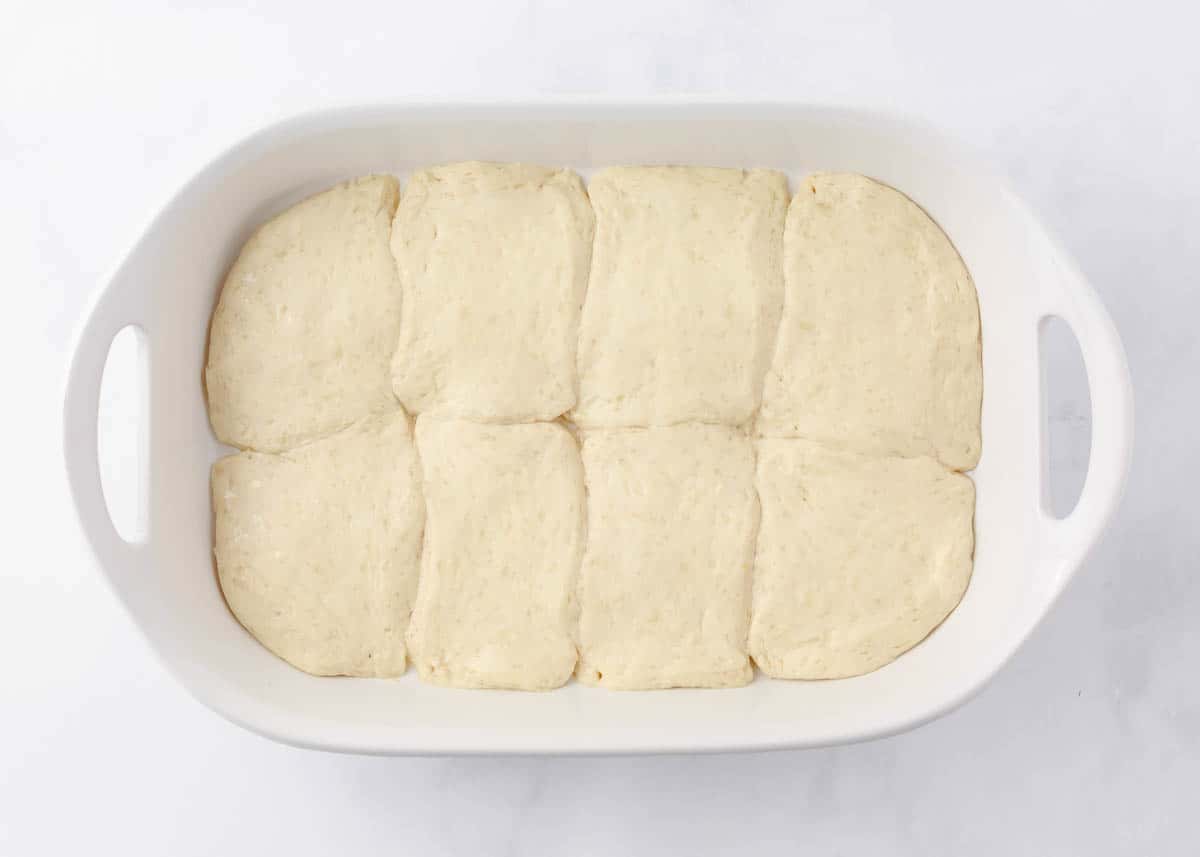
63, 103, 1134, 755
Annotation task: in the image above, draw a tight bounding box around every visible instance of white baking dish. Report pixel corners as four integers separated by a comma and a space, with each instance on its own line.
63, 103, 1133, 755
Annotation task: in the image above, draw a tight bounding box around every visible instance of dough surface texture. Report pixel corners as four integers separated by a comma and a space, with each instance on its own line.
577, 424, 758, 689
212, 410, 424, 677
406, 417, 584, 690
390, 161, 594, 422
207, 175, 403, 452
750, 438, 975, 680
573, 166, 788, 427
759, 172, 981, 470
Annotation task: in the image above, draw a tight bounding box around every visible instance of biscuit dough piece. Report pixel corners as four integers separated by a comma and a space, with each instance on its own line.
212, 410, 423, 677
573, 166, 788, 427
390, 162, 594, 422
207, 175, 403, 452
759, 172, 982, 470
750, 439, 975, 680
407, 417, 584, 690
577, 424, 758, 689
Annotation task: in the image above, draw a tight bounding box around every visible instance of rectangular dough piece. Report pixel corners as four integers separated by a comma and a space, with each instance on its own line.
758, 173, 982, 471
206, 175, 403, 452
751, 438, 975, 680
390, 161, 595, 423
407, 417, 584, 690
572, 166, 788, 428
577, 424, 758, 688
211, 409, 423, 677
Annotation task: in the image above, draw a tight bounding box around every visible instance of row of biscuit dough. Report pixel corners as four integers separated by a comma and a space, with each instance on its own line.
204, 168, 980, 468
209, 414, 973, 686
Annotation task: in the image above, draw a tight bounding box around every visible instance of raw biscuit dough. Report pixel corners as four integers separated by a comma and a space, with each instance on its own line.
758, 172, 982, 471
206, 175, 403, 452
406, 417, 584, 690
577, 424, 758, 688
211, 410, 424, 677
573, 166, 788, 427
750, 438, 975, 680
390, 161, 594, 422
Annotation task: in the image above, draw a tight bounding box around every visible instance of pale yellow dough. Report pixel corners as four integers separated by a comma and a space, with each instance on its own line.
206, 175, 402, 452
573, 166, 788, 428
758, 172, 982, 471
204, 164, 983, 690
750, 439, 975, 680
406, 417, 584, 690
211, 410, 424, 677
577, 424, 758, 689
390, 162, 594, 422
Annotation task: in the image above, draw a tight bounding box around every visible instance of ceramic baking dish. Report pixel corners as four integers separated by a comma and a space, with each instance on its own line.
63, 102, 1133, 755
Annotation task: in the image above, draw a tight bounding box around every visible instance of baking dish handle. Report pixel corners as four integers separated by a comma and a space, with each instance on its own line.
1036, 251, 1134, 571
63, 276, 151, 582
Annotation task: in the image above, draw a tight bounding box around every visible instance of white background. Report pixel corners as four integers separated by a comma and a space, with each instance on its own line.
3, 1, 1198, 854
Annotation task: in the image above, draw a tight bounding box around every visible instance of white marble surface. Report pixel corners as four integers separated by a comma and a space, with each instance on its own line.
3, 1, 1198, 853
